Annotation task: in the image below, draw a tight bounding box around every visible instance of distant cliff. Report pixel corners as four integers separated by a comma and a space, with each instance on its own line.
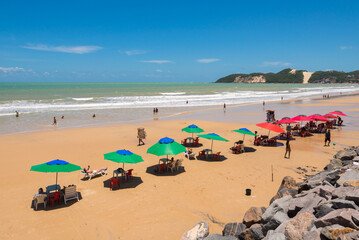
216, 68, 359, 84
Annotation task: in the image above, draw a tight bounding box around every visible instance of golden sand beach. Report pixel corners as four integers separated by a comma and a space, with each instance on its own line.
0, 95, 359, 240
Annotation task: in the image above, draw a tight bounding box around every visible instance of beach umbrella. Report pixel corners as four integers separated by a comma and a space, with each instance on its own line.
104, 149, 144, 169
330, 111, 347, 116
182, 124, 204, 138
323, 114, 338, 119
147, 137, 186, 158
291, 115, 314, 122
277, 118, 297, 124
30, 159, 82, 190
308, 115, 329, 122
197, 133, 229, 151
256, 122, 285, 137
232, 128, 257, 140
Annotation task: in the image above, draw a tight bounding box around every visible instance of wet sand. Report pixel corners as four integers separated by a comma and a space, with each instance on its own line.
0, 95, 359, 239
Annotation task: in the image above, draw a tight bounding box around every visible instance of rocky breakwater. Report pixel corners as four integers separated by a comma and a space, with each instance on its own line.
181, 146, 359, 240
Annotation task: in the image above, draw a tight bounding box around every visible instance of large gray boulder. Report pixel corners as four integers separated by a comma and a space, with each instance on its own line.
284, 212, 315, 240
181, 222, 210, 240
222, 222, 246, 238
203, 234, 237, 240
238, 224, 265, 240
345, 188, 359, 206
287, 192, 325, 217
302, 229, 321, 240
337, 169, 359, 186
296, 185, 335, 200
335, 149, 358, 161
320, 224, 356, 240
299, 170, 341, 191
336, 231, 359, 240
332, 186, 355, 199
263, 211, 289, 233
243, 207, 266, 228
264, 231, 286, 240
314, 202, 335, 218
270, 188, 298, 204
314, 208, 359, 229
277, 176, 297, 191
330, 199, 359, 210
261, 195, 292, 223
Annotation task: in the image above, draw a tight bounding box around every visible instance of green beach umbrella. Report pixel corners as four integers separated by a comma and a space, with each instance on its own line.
182, 124, 204, 138
30, 159, 82, 189
197, 133, 229, 151
147, 137, 186, 158
233, 128, 257, 140
104, 149, 144, 169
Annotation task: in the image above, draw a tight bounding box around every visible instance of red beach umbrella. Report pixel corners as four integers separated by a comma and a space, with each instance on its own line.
291, 115, 314, 122
256, 122, 285, 136
323, 114, 338, 119
277, 118, 297, 124
330, 111, 347, 116
308, 115, 330, 122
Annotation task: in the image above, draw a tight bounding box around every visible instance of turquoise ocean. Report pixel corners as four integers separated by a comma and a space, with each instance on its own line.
1, 82, 358, 134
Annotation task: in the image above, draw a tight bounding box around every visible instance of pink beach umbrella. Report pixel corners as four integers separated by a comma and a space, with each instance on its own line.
308, 115, 330, 122
291, 115, 314, 122
330, 111, 347, 116
323, 114, 338, 119
277, 118, 297, 124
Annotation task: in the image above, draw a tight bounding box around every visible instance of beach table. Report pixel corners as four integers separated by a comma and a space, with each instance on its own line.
202, 149, 212, 159
186, 137, 194, 145
113, 168, 126, 178
46, 184, 61, 193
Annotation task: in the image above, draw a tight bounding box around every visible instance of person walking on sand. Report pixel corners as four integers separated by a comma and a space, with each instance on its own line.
53, 116, 57, 125
324, 129, 331, 146
284, 139, 291, 159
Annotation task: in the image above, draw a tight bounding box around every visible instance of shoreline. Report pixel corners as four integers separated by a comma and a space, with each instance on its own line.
2, 91, 359, 137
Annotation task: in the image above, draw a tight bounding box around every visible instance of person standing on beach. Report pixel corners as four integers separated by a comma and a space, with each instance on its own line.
324, 129, 331, 146
223, 103, 226, 111
53, 117, 57, 125
15, 111, 19, 118
284, 139, 291, 158
263, 101, 265, 107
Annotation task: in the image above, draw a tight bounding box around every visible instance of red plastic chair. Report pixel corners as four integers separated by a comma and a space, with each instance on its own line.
198, 150, 206, 159
193, 138, 199, 147
214, 152, 221, 161
110, 177, 120, 190
157, 163, 166, 173
49, 192, 61, 207
126, 169, 133, 181
181, 139, 187, 145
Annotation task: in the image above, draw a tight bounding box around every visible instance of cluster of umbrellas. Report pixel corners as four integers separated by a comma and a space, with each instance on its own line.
30, 110, 347, 189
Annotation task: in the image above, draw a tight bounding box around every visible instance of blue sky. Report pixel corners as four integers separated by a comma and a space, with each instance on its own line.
0, 0, 358, 82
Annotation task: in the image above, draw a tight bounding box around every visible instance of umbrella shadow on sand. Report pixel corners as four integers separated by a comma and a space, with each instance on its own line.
146, 164, 186, 176
31, 192, 83, 211
182, 143, 203, 148
196, 154, 228, 162
262, 142, 284, 147
103, 176, 143, 190
243, 147, 257, 152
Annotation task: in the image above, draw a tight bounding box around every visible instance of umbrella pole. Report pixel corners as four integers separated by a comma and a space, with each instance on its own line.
211, 139, 213, 151
243, 134, 245, 141
56, 172, 58, 191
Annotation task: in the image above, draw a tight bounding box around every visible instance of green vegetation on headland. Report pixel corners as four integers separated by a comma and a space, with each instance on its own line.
216, 68, 359, 84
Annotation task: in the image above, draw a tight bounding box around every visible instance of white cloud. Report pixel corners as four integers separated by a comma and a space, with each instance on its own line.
124, 49, 148, 55
196, 58, 220, 63
340, 46, 353, 50
0, 66, 27, 73
263, 61, 292, 67
156, 69, 163, 72
22, 44, 102, 54
140, 60, 173, 64
43, 72, 50, 76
